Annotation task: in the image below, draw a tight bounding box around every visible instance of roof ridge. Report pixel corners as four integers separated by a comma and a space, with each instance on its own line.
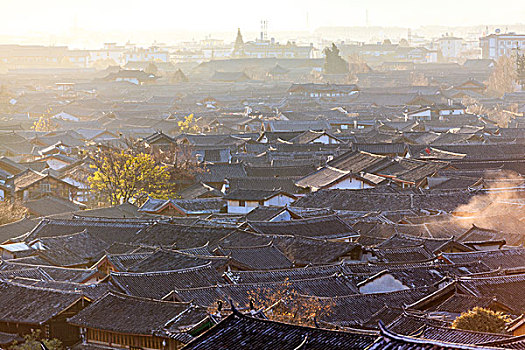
111, 262, 213, 277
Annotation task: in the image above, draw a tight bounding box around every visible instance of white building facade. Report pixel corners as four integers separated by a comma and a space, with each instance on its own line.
480, 33, 525, 59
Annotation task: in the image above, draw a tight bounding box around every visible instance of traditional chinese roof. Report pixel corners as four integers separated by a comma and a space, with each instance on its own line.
181, 311, 377, 350
110, 263, 223, 299
68, 291, 205, 336
248, 214, 357, 240
216, 243, 293, 270
368, 322, 506, 350
0, 281, 85, 325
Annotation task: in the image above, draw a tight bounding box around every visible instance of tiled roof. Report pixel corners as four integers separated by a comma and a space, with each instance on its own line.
244, 206, 292, 221
105, 252, 153, 271
293, 188, 476, 212
0, 281, 84, 325
227, 176, 301, 194
110, 263, 223, 299
372, 245, 435, 263
11, 278, 114, 301
440, 248, 525, 270
368, 322, 506, 350
29, 229, 108, 267
318, 287, 436, 327
12, 169, 47, 191
0, 261, 99, 282
224, 263, 344, 284
223, 189, 295, 201
68, 291, 206, 336
295, 166, 352, 189
248, 214, 357, 240
139, 197, 226, 215
131, 223, 236, 248
127, 249, 225, 273
24, 196, 82, 217
25, 217, 149, 245
0, 217, 38, 244
170, 274, 358, 307
327, 150, 388, 173
420, 325, 511, 345
216, 243, 293, 270
245, 164, 317, 177
181, 312, 377, 350
455, 273, 525, 312
196, 163, 246, 183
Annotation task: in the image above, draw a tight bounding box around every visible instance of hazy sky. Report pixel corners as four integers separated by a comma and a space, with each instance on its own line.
1, 0, 525, 38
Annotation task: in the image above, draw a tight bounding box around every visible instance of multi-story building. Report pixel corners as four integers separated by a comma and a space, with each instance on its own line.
242, 39, 314, 59
89, 42, 127, 65
233, 29, 314, 59
124, 46, 169, 63
437, 36, 464, 60
480, 32, 525, 59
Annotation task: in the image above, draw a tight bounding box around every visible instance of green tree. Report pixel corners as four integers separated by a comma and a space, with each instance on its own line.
12, 330, 62, 350
323, 43, 349, 75
452, 307, 510, 334
88, 148, 175, 206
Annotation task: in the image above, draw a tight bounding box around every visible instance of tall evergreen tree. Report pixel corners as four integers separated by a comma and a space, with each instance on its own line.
323, 43, 349, 74
233, 28, 245, 57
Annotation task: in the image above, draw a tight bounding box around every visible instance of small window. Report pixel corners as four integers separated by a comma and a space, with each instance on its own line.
239, 200, 245, 206
40, 183, 51, 192
258, 200, 265, 206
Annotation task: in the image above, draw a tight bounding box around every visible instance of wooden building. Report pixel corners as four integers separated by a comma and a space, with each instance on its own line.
68, 292, 211, 350
7, 169, 78, 202
0, 282, 88, 346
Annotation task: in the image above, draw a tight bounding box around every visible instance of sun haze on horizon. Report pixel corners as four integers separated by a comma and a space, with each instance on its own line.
1, 0, 524, 38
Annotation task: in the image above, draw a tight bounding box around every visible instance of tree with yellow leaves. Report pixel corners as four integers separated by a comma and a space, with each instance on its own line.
487, 55, 517, 97
88, 147, 176, 206
244, 281, 335, 327
177, 114, 200, 133
452, 307, 510, 334
32, 107, 57, 132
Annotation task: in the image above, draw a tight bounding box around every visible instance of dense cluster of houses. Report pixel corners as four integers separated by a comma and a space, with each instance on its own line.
0, 57, 523, 349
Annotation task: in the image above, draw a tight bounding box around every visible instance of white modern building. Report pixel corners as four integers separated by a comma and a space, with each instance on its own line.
480, 33, 525, 59
437, 36, 464, 60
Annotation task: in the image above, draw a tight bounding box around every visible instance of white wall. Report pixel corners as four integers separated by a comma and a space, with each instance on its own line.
269, 210, 292, 222
327, 178, 373, 190
227, 196, 295, 213
46, 159, 69, 170
409, 109, 431, 120
227, 200, 259, 214
116, 77, 139, 85
310, 134, 341, 145
265, 195, 295, 207
359, 274, 409, 294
